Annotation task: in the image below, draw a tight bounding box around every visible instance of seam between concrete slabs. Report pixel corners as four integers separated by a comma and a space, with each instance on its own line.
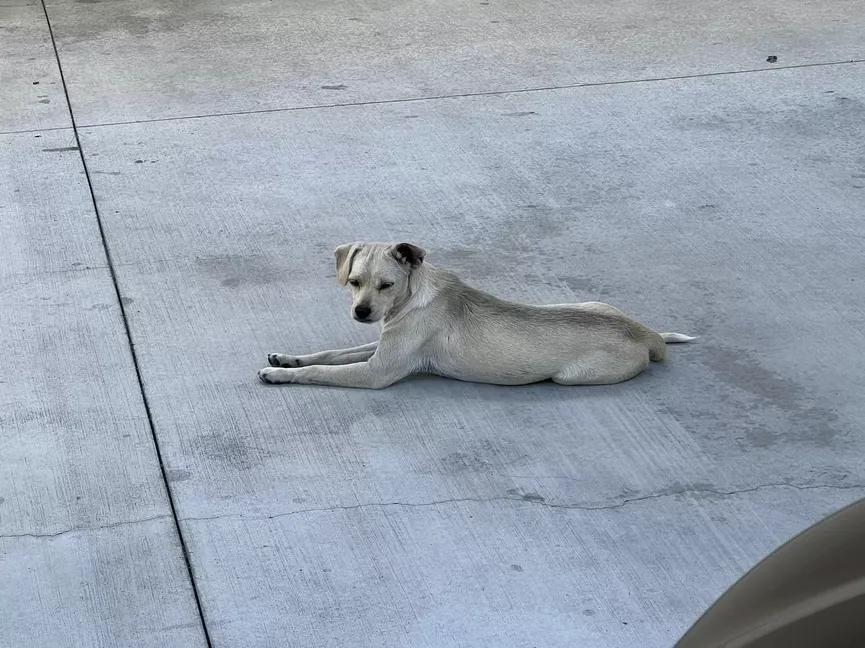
74, 58, 865, 130
38, 3, 214, 647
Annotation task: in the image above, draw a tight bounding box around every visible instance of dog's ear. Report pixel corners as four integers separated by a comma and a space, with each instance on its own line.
391, 243, 426, 269
334, 243, 362, 285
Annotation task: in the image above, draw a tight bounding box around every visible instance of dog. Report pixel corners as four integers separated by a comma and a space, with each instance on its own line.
258, 242, 695, 388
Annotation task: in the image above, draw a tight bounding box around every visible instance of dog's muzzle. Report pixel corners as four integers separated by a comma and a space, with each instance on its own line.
354, 305, 372, 321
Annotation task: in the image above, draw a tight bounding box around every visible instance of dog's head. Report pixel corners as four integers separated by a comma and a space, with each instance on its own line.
333, 242, 426, 323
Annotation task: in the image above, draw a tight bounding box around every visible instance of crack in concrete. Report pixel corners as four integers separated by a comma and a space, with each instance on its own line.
0, 125, 73, 137
4, 262, 111, 284
78, 59, 865, 131
181, 481, 865, 524
0, 514, 173, 540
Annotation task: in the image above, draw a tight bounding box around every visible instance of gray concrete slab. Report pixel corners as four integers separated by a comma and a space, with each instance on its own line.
1, 518, 204, 648
0, 5, 70, 133
45, 0, 865, 125
0, 131, 207, 646
183, 487, 858, 648
78, 62, 865, 646
0, 130, 106, 277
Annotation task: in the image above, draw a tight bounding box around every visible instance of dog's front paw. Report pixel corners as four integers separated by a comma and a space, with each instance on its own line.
268, 353, 302, 368
258, 367, 294, 384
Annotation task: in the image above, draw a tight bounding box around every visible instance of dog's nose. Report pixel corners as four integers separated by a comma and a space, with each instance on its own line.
354, 305, 372, 320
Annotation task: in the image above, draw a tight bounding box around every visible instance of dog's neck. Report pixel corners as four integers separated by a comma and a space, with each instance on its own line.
382, 263, 439, 328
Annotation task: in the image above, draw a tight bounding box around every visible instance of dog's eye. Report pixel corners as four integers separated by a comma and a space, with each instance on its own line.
348, 279, 360, 287
379, 282, 394, 291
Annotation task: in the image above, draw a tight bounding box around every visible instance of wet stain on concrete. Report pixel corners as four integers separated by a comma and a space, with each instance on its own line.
59, 8, 232, 44
443, 451, 494, 473
506, 488, 545, 503
197, 254, 282, 288
192, 432, 277, 472
665, 345, 843, 449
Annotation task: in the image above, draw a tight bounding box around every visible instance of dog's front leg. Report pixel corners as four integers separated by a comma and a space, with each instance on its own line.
259, 358, 405, 389
259, 338, 415, 388
268, 342, 378, 368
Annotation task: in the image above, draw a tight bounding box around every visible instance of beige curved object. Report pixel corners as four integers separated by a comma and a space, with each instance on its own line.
675, 497, 865, 648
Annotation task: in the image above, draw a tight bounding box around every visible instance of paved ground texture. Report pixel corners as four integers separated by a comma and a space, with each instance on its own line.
2, 1, 864, 647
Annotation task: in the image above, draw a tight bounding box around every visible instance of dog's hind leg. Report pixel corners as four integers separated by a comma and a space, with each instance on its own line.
647, 332, 668, 362
268, 341, 378, 368
552, 349, 649, 386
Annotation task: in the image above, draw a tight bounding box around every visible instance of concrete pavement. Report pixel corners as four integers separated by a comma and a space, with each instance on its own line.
2, 1, 864, 647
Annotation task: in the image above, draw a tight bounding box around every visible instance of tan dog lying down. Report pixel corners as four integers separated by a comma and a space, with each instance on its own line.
259, 242, 695, 388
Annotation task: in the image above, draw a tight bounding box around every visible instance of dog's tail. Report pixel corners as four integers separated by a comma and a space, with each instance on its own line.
660, 332, 698, 344
648, 331, 697, 362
